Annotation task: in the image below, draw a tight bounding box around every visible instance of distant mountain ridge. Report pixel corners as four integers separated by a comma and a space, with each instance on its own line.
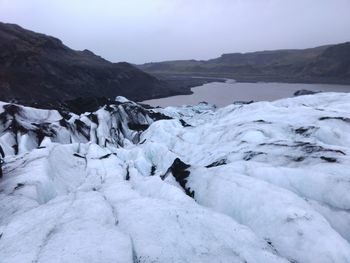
0, 22, 183, 110
139, 43, 350, 84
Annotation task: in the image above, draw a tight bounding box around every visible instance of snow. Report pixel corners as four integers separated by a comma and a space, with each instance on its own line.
1, 92, 350, 262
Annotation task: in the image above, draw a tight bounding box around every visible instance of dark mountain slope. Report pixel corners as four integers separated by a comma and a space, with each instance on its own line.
139, 43, 350, 84
0, 22, 181, 109
209, 45, 329, 66
300, 42, 350, 79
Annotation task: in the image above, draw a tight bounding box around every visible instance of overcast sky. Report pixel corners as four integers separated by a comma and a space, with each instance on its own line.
0, 0, 349, 64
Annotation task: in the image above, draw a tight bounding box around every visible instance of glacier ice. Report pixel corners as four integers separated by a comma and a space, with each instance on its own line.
0, 92, 350, 262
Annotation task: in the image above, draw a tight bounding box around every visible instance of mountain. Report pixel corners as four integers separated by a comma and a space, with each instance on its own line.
300, 42, 350, 80
139, 43, 350, 84
1, 93, 350, 262
0, 22, 184, 110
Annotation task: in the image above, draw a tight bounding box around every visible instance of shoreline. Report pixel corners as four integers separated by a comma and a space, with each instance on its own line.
140, 79, 350, 108
138, 74, 350, 104
149, 72, 350, 85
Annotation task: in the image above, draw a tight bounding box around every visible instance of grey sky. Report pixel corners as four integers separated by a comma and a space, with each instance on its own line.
0, 0, 349, 64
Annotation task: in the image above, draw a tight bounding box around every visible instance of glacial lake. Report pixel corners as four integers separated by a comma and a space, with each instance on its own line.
142, 81, 350, 107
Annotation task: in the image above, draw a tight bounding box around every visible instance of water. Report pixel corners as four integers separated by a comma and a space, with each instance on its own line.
142, 81, 350, 107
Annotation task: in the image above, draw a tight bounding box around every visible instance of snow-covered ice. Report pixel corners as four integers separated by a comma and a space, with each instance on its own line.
1, 93, 350, 262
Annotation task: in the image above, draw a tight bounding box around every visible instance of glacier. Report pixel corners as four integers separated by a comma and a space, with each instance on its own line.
0, 93, 350, 262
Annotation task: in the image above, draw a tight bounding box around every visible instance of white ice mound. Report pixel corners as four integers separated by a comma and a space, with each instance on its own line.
1, 92, 350, 262
115, 96, 130, 103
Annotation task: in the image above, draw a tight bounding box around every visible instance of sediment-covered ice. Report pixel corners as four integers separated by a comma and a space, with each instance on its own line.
1, 93, 350, 262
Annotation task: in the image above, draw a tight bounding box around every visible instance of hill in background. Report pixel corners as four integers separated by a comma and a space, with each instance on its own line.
0, 22, 189, 111
139, 42, 350, 84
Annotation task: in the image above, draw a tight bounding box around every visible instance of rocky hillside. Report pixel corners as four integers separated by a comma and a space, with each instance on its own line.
139, 43, 350, 84
0, 22, 182, 110
1, 93, 350, 262
301, 42, 350, 80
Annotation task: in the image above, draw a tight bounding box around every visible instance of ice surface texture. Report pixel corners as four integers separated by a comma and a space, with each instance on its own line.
1, 93, 350, 263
